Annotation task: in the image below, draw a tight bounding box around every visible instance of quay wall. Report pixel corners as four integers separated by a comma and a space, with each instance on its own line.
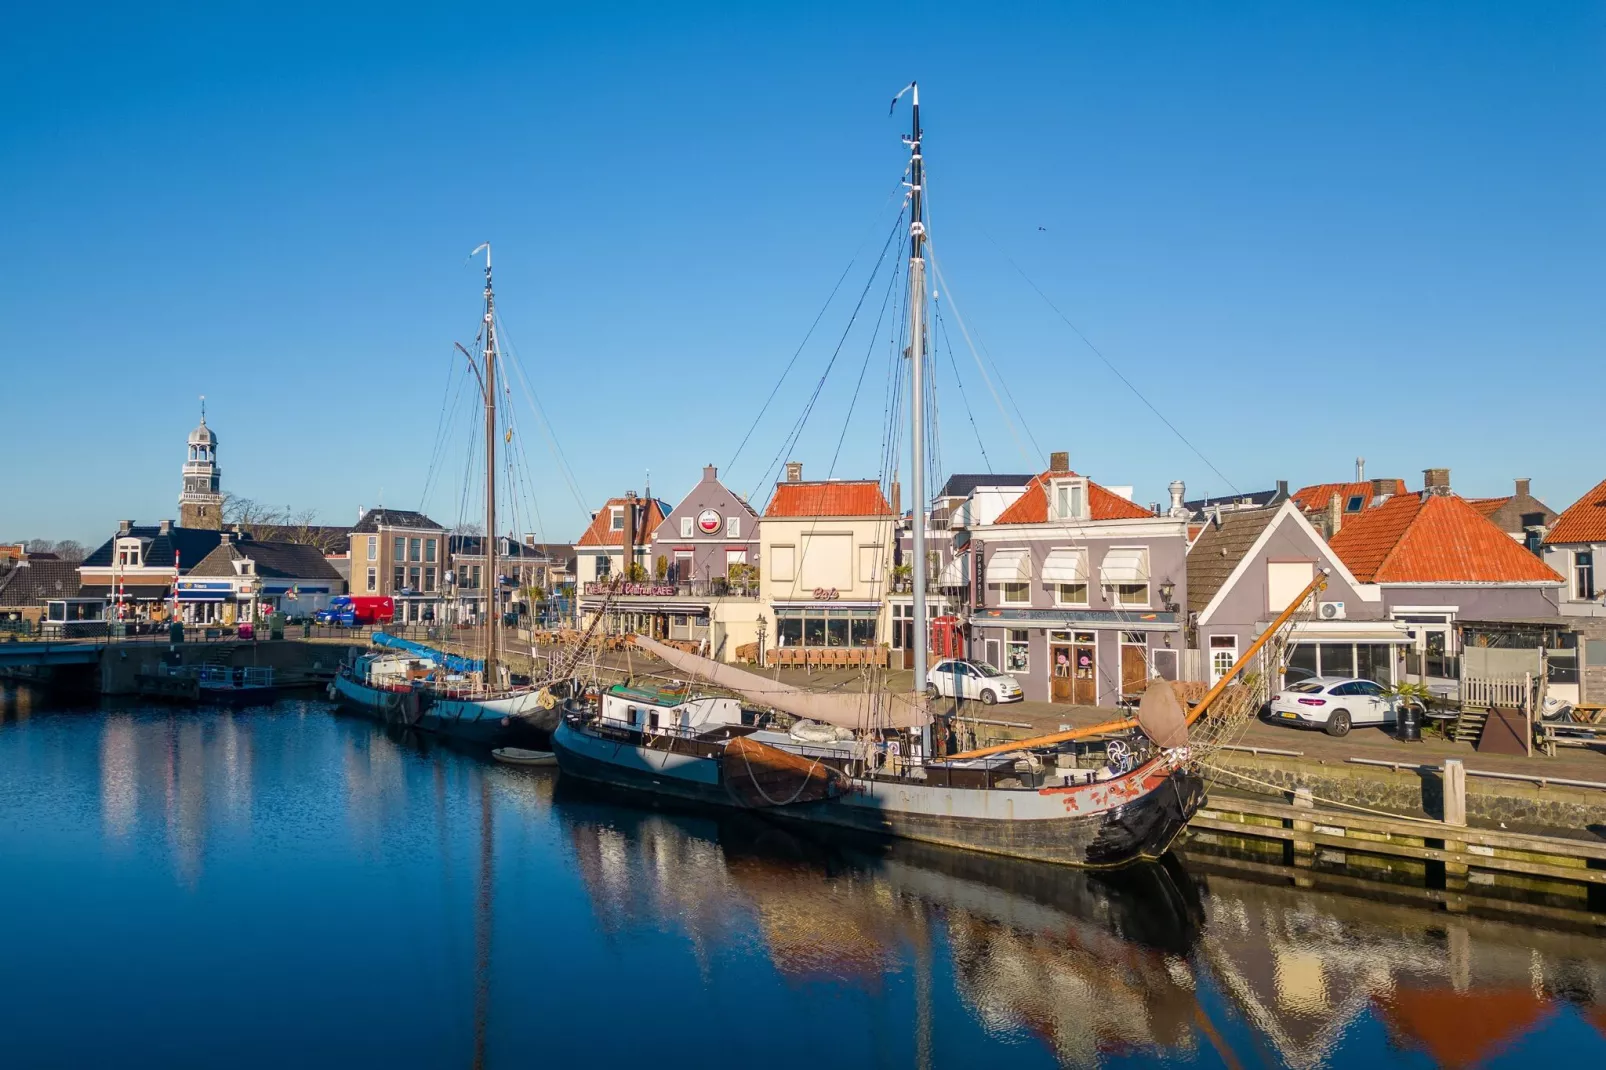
1206, 750, 1606, 832
97, 640, 362, 695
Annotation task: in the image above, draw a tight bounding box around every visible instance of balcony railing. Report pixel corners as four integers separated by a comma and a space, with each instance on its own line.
582, 578, 758, 599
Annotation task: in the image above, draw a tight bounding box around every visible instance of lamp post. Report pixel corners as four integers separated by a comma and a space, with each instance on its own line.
755, 613, 767, 667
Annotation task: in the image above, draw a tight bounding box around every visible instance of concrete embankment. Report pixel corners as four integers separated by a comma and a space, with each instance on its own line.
96, 640, 362, 695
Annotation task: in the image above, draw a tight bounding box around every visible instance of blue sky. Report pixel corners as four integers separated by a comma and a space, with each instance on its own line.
3, 3, 1601, 544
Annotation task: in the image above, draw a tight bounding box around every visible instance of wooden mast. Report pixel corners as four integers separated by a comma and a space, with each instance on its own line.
938, 572, 1330, 762
474, 243, 499, 691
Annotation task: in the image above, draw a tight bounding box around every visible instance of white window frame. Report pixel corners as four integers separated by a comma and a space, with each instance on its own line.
1209, 634, 1238, 684
367, 536, 378, 561
1005, 628, 1030, 673
1050, 477, 1089, 521
1054, 582, 1089, 607
1575, 549, 1596, 601
610, 507, 624, 532
726, 516, 740, 538
365, 567, 377, 592
1114, 582, 1150, 607
680, 516, 694, 539
999, 581, 1030, 605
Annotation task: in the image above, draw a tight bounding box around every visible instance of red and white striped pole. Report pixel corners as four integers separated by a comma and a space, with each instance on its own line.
172, 550, 180, 621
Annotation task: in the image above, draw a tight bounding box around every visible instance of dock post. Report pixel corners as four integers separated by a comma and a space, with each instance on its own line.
1290, 787, 1315, 884
1441, 758, 1469, 899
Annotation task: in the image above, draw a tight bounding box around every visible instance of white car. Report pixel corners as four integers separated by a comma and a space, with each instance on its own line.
1267, 677, 1397, 737
925, 658, 1024, 705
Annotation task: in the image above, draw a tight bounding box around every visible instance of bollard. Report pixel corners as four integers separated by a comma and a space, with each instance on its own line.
1290, 787, 1316, 881
1441, 758, 1469, 895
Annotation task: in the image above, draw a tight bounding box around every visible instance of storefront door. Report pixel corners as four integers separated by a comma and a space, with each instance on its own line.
1073, 634, 1098, 705
1120, 640, 1148, 700
1050, 644, 1074, 703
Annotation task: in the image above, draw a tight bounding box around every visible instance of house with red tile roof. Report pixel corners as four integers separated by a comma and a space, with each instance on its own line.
757, 463, 898, 663
1543, 476, 1606, 617
961, 452, 1189, 707
1319, 469, 1565, 685
1464, 477, 1558, 545
573, 491, 671, 592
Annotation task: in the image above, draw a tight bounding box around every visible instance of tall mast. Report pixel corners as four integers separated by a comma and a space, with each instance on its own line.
475, 243, 500, 690
904, 83, 930, 710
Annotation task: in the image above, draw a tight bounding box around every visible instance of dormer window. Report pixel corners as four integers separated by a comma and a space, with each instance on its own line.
1050, 478, 1088, 521
610, 507, 624, 532
233, 558, 255, 576
115, 539, 143, 568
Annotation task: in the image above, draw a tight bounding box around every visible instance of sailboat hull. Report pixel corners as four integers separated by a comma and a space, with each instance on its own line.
773, 764, 1205, 869
551, 718, 733, 807
332, 672, 552, 747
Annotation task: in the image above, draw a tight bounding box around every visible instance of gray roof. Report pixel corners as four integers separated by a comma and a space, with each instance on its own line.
1186, 508, 1278, 614
936, 474, 1036, 500
188, 539, 344, 582
83, 524, 224, 570
351, 509, 444, 533
0, 560, 82, 606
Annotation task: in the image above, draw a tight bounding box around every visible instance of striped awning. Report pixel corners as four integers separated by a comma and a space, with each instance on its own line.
985, 548, 1030, 584
1099, 547, 1150, 585
937, 552, 969, 587
1042, 548, 1088, 583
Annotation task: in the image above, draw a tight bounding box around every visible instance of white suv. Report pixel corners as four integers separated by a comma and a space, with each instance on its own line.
925, 659, 1024, 705
1267, 677, 1397, 737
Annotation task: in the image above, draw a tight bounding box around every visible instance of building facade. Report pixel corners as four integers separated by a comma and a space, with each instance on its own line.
758, 464, 896, 662
79, 520, 225, 620
346, 509, 447, 623
177, 535, 344, 623
963, 453, 1188, 707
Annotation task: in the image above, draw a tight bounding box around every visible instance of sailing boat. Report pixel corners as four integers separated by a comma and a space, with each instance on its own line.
550, 85, 1287, 867
332, 246, 572, 745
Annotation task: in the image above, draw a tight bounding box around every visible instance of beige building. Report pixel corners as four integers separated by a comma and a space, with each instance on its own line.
347, 509, 447, 623
757, 463, 897, 662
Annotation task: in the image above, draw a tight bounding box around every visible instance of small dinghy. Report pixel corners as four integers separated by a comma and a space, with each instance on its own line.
492, 747, 557, 767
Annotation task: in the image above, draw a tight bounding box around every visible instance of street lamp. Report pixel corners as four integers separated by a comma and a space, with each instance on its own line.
755, 613, 767, 667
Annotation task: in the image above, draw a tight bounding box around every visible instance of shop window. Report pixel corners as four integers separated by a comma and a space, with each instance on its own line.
803, 613, 826, 647
776, 612, 803, 648
1005, 629, 1029, 673
1000, 582, 1029, 605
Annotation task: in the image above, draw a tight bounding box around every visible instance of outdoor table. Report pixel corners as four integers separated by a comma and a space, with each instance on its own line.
1422, 711, 1458, 740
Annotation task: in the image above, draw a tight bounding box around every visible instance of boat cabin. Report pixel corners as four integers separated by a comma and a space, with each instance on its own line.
598, 682, 744, 735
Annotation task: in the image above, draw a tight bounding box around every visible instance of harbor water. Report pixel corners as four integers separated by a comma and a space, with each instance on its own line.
3, 687, 1604, 1068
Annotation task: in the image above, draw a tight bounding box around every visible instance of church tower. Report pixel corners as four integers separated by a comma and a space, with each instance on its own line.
178, 400, 224, 530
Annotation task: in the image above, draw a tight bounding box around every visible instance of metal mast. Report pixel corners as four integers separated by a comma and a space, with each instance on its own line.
903, 83, 930, 713
474, 243, 500, 691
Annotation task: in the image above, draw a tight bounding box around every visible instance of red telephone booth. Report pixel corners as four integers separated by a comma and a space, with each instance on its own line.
930, 615, 964, 660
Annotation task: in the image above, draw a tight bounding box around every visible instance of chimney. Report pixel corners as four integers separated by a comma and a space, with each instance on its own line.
1515, 477, 1531, 498
1049, 451, 1070, 474
890, 481, 901, 516
704, 464, 718, 482
1167, 480, 1186, 517
1326, 492, 1343, 539
158, 519, 172, 535
1275, 479, 1289, 501
785, 461, 803, 483
1370, 478, 1394, 504
1356, 456, 1366, 482
117, 519, 134, 535
1422, 468, 1451, 497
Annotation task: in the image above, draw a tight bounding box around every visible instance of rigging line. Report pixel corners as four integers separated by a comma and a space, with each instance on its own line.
726, 170, 911, 476
749, 205, 907, 502
420, 345, 466, 507
933, 300, 993, 473
984, 232, 1242, 495
494, 314, 592, 517
422, 353, 477, 510
924, 248, 1038, 469
828, 246, 905, 478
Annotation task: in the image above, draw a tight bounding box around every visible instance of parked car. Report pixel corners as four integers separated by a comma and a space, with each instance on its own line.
925, 658, 1024, 705
1266, 677, 1397, 737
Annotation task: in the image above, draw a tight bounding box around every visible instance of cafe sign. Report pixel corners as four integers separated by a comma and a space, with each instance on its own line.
697, 509, 722, 535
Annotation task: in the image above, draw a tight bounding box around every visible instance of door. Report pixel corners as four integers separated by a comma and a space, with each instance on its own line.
1120, 644, 1147, 701
1050, 645, 1074, 703
1073, 634, 1097, 705
984, 638, 1002, 676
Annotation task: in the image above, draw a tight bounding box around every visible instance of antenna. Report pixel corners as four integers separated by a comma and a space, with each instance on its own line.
199, 394, 206, 422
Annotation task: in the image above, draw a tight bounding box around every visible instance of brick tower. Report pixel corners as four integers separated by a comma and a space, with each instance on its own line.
178, 399, 224, 530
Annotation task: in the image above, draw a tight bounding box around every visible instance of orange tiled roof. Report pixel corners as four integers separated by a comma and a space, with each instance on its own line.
1290, 479, 1407, 514
1328, 493, 1563, 584
1467, 496, 1510, 517
764, 481, 892, 518
1545, 477, 1606, 544
994, 470, 1154, 525
575, 497, 671, 547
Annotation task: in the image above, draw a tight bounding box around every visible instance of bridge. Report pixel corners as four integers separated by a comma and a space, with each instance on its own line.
0, 640, 106, 668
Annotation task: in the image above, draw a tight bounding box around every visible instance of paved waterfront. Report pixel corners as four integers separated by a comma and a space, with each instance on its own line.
2, 686, 1605, 1068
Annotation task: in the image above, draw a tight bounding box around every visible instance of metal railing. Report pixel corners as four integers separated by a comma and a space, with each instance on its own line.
580, 579, 759, 599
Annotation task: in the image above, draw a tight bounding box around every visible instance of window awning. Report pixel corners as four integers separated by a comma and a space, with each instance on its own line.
937, 552, 969, 587
1042, 548, 1088, 584
985, 548, 1030, 584
1099, 547, 1150, 585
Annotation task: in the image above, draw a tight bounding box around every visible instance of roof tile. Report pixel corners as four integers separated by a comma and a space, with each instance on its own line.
1291, 480, 1407, 514
993, 470, 1153, 525
1329, 493, 1563, 584
575, 497, 672, 547
764, 481, 892, 518
1544, 477, 1606, 545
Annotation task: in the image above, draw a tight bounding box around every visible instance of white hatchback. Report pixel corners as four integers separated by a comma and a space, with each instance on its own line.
1267, 677, 1397, 737
925, 659, 1024, 705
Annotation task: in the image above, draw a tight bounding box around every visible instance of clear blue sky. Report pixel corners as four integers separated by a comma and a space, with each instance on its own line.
3, 2, 1601, 545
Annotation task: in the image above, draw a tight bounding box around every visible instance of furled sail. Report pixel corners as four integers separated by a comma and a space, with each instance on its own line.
632, 636, 930, 731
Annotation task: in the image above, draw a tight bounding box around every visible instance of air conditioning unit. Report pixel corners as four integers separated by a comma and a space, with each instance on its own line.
1319, 601, 1347, 620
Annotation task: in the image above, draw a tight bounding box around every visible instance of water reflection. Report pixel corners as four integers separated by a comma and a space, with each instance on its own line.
0, 691, 1601, 1069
